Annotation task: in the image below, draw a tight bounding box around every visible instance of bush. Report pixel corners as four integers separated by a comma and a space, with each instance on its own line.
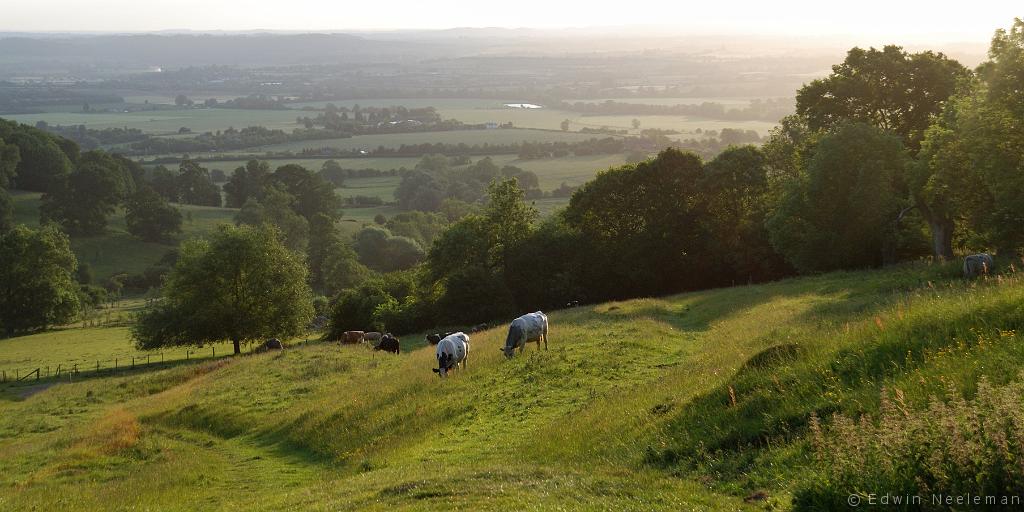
795, 377, 1024, 510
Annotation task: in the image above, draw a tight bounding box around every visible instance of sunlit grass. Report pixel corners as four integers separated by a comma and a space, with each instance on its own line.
1, 260, 1021, 509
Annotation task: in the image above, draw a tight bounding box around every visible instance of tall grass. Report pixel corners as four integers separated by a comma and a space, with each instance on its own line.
796, 376, 1024, 510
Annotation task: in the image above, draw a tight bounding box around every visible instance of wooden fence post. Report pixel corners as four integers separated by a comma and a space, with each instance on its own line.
213, 346, 215, 358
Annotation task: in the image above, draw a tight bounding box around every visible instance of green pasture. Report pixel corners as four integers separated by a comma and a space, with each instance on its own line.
1, 259, 1021, 509
10, 191, 237, 280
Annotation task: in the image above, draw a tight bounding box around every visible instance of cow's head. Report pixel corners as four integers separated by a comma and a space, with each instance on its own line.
502, 325, 521, 359
500, 346, 514, 359
433, 352, 452, 377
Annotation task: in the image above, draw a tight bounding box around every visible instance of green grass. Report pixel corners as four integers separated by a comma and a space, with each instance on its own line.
2, 260, 1022, 509
11, 191, 237, 280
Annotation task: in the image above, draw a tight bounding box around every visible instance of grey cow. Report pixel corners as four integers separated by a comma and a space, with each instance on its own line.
963, 253, 995, 279
502, 311, 549, 359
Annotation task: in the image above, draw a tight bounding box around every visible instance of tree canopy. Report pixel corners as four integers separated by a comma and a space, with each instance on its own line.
132, 224, 314, 354
0, 224, 80, 336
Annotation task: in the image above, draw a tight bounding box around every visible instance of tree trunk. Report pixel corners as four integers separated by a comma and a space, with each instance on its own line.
928, 218, 955, 260
233, 338, 241, 355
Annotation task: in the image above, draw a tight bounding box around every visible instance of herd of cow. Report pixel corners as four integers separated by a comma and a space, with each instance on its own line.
339, 311, 550, 378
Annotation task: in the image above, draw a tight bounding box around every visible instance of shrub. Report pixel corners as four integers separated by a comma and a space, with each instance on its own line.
795, 377, 1024, 510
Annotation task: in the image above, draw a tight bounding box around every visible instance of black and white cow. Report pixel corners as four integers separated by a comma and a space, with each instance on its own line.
502, 311, 549, 359
433, 332, 469, 377
374, 333, 400, 354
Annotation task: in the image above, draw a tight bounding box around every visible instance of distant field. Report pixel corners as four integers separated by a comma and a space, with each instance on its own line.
431, 106, 777, 136
2, 97, 779, 145
287, 98, 501, 110
243, 128, 594, 154
337, 176, 402, 201
565, 97, 770, 106
3, 108, 303, 135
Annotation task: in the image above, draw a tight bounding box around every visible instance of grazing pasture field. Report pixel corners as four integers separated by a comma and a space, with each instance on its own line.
10, 191, 238, 280
2, 261, 1021, 510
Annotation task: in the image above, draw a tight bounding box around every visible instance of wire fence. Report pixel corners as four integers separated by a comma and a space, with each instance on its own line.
0, 343, 267, 387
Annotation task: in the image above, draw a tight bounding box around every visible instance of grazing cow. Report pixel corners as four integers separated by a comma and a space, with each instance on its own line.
426, 332, 453, 345
565, 300, 581, 308
254, 338, 283, 353
469, 323, 489, 333
502, 311, 549, 359
363, 331, 383, 344
433, 332, 469, 377
964, 253, 995, 279
341, 330, 365, 344
374, 333, 401, 354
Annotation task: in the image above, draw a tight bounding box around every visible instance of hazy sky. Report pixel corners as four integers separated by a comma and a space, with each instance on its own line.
3, 0, 1020, 41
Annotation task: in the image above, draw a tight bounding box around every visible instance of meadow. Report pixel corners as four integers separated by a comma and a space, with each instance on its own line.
10, 191, 238, 280
2, 259, 1021, 510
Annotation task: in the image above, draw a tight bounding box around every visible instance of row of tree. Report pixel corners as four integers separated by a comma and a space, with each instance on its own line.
322, 21, 1024, 334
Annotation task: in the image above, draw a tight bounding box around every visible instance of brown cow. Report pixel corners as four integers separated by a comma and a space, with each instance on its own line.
341, 331, 365, 344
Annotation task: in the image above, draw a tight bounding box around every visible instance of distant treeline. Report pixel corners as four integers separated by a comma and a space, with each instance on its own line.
35, 122, 149, 149
557, 98, 793, 122
0, 85, 123, 114
128, 126, 351, 154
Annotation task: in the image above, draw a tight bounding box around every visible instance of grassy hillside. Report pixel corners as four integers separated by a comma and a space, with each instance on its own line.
2, 261, 1023, 510
10, 191, 237, 280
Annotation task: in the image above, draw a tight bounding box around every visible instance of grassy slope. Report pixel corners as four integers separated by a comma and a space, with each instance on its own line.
10, 191, 238, 280
3, 261, 1023, 510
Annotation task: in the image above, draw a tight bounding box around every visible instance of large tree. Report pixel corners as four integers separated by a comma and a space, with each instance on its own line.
176, 159, 221, 207
0, 138, 19, 232
795, 45, 969, 258
223, 159, 270, 208
425, 178, 537, 323
700, 145, 790, 283
563, 148, 709, 299
0, 224, 80, 336
307, 213, 368, 295
125, 186, 183, 242
766, 123, 912, 272
235, 184, 310, 252
0, 120, 74, 192
917, 19, 1024, 254
40, 150, 136, 235
132, 224, 314, 354
266, 164, 340, 221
